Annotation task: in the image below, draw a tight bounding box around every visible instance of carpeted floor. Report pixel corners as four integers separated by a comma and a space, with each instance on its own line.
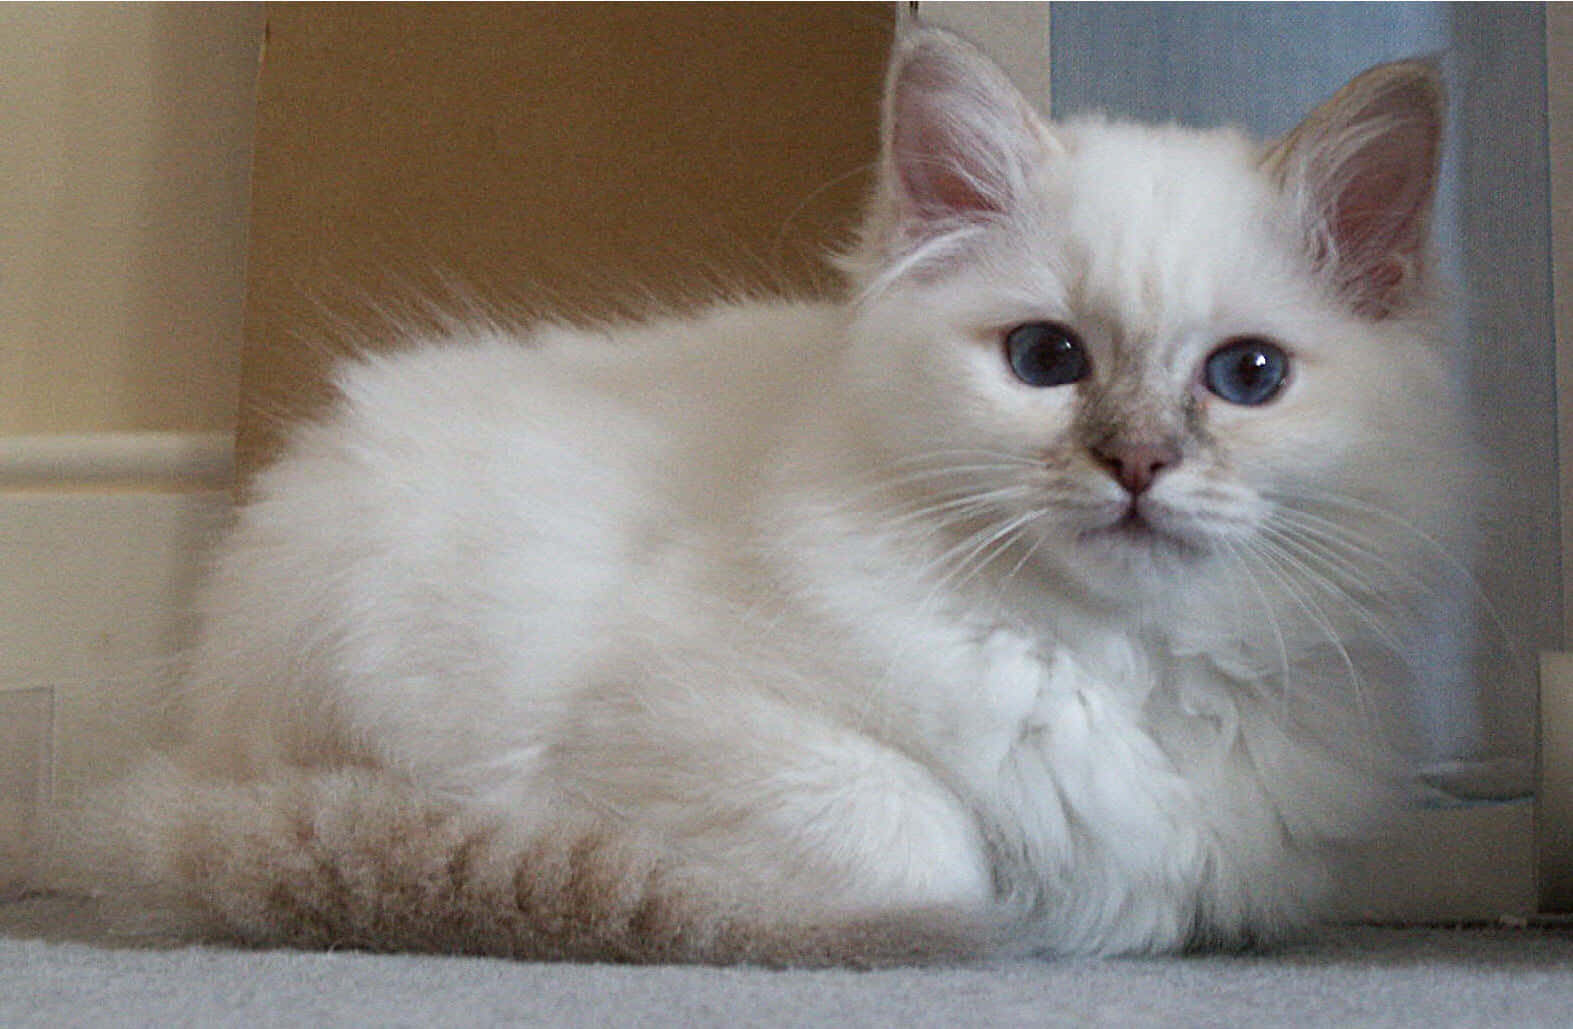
4, 896, 1572, 1028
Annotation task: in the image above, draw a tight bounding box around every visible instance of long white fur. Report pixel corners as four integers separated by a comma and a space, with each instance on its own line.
46, 28, 1472, 962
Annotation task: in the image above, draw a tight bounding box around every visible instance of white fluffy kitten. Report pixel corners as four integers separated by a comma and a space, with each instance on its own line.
57, 27, 1472, 964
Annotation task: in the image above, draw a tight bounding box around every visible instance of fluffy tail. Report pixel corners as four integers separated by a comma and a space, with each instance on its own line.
42, 761, 987, 967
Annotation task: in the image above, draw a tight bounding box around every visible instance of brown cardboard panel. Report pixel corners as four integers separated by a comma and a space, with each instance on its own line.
238, 2, 894, 478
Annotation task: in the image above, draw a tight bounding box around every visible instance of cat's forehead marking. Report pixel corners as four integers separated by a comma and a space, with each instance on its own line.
1047, 122, 1275, 350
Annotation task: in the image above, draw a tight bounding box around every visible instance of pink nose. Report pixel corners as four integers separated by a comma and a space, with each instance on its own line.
1095, 442, 1179, 496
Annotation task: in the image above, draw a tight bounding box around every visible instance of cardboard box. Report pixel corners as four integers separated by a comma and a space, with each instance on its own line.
238, 3, 893, 477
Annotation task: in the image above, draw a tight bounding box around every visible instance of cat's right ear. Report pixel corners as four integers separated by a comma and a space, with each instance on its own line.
1265, 61, 1445, 320
851, 27, 1054, 280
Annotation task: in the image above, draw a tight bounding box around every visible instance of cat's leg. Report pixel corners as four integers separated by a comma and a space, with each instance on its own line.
529, 681, 1001, 962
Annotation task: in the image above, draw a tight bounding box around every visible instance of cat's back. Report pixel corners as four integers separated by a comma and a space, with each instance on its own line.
308, 299, 837, 469
185, 299, 844, 773
252, 298, 844, 531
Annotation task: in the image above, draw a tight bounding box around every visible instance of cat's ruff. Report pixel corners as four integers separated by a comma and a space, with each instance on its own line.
47, 27, 1471, 965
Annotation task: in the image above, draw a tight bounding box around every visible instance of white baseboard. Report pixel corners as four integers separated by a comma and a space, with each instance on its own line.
0, 688, 50, 894
0, 433, 234, 888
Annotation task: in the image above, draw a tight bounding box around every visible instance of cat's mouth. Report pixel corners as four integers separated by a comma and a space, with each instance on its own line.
1079, 503, 1205, 558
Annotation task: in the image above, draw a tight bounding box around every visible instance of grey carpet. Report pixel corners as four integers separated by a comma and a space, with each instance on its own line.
4, 897, 1572, 1027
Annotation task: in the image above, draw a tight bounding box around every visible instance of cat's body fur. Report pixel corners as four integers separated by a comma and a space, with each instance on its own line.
51, 28, 1473, 964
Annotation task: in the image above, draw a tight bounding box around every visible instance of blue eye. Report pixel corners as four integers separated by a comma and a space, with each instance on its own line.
1005, 322, 1088, 388
1203, 338, 1290, 406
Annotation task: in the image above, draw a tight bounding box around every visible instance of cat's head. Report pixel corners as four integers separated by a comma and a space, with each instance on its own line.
840, 28, 1464, 606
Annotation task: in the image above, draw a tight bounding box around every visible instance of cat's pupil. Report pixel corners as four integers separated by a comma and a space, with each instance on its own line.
1203, 338, 1290, 406
1004, 322, 1088, 388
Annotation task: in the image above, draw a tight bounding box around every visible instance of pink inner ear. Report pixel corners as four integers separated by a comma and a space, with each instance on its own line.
1311, 76, 1442, 318
885, 44, 1034, 233
1334, 126, 1431, 246
895, 118, 1006, 219
1327, 130, 1435, 317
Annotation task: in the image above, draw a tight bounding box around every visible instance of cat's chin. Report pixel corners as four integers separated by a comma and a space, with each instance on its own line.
1080, 519, 1206, 566
1049, 510, 1220, 599
1074, 497, 1209, 554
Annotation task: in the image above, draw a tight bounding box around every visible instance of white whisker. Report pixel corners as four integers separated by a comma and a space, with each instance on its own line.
1253, 522, 1410, 659
1217, 539, 1293, 718
919, 508, 1046, 601
1264, 487, 1525, 677
1241, 535, 1372, 732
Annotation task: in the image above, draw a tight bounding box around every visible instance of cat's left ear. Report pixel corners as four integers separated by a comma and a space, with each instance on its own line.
856, 27, 1055, 276
1265, 61, 1445, 320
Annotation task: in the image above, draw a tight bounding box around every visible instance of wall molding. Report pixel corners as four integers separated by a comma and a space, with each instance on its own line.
0, 484, 234, 841
0, 432, 235, 489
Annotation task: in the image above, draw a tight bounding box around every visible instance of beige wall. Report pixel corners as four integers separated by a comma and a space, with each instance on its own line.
0, 3, 262, 436
0, 4, 259, 885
